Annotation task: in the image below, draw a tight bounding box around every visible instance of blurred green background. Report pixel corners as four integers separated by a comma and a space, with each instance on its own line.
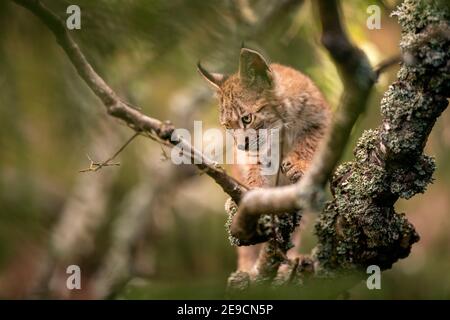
0, 0, 449, 299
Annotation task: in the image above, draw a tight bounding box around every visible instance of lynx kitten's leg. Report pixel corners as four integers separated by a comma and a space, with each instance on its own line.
281, 135, 321, 183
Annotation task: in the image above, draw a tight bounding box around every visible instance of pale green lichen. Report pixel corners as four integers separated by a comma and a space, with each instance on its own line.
390, 154, 435, 199
224, 197, 241, 246
392, 0, 447, 34
353, 129, 380, 163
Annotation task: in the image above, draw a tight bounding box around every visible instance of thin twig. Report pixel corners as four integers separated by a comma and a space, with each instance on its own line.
79, 132, 139, 173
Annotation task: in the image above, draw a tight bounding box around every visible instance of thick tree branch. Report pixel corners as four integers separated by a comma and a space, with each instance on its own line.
315, 0, 449, 271
230, 0, 376, 245
12, 0, 246, 204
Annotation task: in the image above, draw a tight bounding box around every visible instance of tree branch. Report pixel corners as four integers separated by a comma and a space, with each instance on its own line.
230, 0, 376, 245
374, 55, 402, 79
12, 0, 247, 204
315, 0, 449, 271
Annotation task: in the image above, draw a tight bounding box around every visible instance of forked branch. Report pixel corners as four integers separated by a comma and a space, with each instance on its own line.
229, 0, 376, 244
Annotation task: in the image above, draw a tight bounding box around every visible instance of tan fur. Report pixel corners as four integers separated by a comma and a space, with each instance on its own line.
199, 49, 330, 272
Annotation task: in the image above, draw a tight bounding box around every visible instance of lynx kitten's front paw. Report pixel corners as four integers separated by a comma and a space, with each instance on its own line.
281, 159, 304, 183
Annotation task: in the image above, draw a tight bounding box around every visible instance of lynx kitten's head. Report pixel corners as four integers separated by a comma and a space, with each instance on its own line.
198, 47, 330, 155
198, 48, 283, 151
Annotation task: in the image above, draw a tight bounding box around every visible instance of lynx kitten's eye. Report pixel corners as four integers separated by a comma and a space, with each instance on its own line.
241, 114, 253, 125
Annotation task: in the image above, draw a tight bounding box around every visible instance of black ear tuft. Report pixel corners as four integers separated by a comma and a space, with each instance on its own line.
197, 62, 228, 90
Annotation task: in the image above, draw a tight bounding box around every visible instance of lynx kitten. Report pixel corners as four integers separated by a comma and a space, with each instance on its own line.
198, 48, 331, 272
198, 48, 330, 188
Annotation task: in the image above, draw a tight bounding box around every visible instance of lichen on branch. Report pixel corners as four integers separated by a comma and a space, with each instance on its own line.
314, 0, 449, 273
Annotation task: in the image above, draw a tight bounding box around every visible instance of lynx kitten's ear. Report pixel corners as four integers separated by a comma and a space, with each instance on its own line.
197, 62, 228, 90
239, 48, 273, 90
